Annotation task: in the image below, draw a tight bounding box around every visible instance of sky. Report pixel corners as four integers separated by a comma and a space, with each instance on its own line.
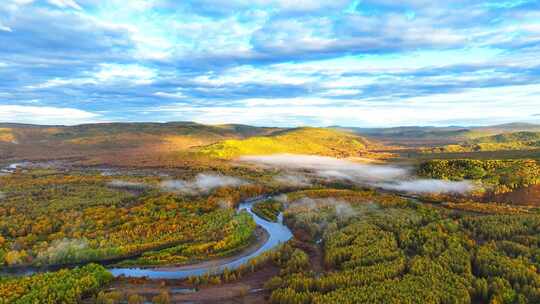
0, 0, 540, 127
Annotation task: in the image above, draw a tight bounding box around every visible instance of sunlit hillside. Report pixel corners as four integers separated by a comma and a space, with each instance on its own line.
0, 128, 15, 143
0, 122, 281, 166
199, 127, 371, 159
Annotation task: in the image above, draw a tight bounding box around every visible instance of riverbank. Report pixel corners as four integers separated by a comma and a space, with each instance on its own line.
124, 226, 269, 272
109, 196, 293, 279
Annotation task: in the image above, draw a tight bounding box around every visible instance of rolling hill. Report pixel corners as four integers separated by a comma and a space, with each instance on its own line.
0, 122, 278, 146
337, 123, 540, 147
0, 128, 16, 143
471, 131, 540, 144
426, 131, 540, 154
0, 122, 281, 166
198, 127, 371, 159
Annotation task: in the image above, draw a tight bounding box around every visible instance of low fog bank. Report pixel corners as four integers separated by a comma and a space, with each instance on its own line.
107, 173, 247, 195
241, 154, 475, 195
108, 180, 148, 189
286, 196, 381, 221
376, 180, 476, 194
37, 238, 88, 264
161, 173, 246, 194
288, 197, 357, 218
241, 154, 407, 183
274, 173, 312, 187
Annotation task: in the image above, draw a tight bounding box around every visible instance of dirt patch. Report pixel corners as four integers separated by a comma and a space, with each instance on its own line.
109, 262, 280, 303
483, 185, 540, 206
294, 240, 325, 273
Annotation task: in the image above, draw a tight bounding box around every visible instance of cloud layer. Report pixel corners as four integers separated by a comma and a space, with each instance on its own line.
1, 1, 540, 126
241, 154, 408, 182
376, 180, 476, 194
241, 154, 475, 194
160, 173, 246, 194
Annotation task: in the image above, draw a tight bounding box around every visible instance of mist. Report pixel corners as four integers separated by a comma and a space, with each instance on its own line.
108, 180, 148, 190
334, 201, 358, 219
161, 173, 246, 194
240, 154, 408, 183
274, 194, 289, 203
37, 238, 88, 264
377, 180, 476, 194
273, 173, 312, 187
240, 154, 475, 195
288, 197, 355, 217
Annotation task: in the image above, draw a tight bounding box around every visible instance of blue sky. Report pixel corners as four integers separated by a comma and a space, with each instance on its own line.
0, 0, 540, 127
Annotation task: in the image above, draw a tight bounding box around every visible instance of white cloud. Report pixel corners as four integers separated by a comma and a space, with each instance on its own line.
26, 64, 157, 89
0, 105, 100, 125
0, 24, 12, 32
47, 0, 82, 10
26, 78, 92, 90
154, 91, 186, 99
153, 83, 540, 127
320, 89, 362, 96
243, 97, 334, 107
94, 63, 156, 85
194, 65, 316, 86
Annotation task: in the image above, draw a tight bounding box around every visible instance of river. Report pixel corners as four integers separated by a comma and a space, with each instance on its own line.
1, 163, 293, 279
108, 195, 293, 279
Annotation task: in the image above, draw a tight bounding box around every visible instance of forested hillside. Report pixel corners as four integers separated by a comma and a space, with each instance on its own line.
416, 159, 540, 193
426, 131, 540, 153
199, 128, 371, 159
265, 189, 540, 304
0, 122, 280, 167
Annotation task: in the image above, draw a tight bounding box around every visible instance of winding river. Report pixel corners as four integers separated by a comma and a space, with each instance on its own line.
108, 196, 293, 279
1, 163, 293, 279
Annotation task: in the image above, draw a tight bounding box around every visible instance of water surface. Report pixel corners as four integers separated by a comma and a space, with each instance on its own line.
109, 196, 293, 279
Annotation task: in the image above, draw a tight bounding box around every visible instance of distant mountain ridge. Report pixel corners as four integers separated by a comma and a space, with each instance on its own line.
333, 123, 540, 147
2, 121, 540, 163
472, 131, 540, 144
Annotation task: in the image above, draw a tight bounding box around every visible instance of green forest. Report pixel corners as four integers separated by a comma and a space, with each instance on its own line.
0, 170, 266, 268
266, 189, 540, 304
0, 264, 112, 303
417, 159, 540, 193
